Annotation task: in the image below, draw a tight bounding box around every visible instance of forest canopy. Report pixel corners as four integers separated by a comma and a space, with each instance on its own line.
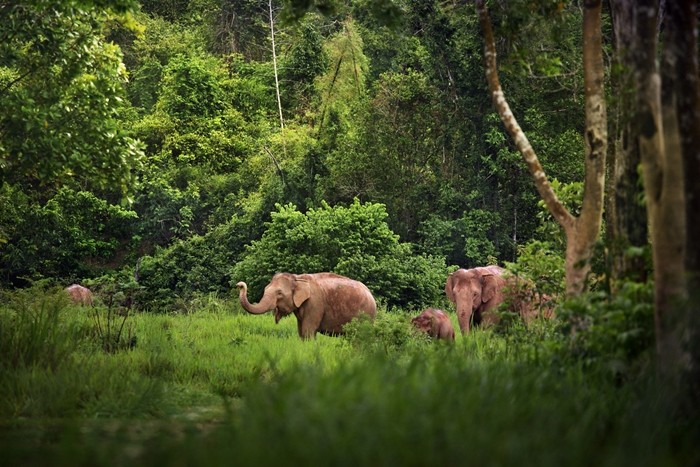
1, 0, 587, 306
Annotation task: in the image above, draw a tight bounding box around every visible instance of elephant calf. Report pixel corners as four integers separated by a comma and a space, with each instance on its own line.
411, 308, 455, 341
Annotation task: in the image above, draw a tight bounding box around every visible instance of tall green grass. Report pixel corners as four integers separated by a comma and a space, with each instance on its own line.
0, 288, 697, 466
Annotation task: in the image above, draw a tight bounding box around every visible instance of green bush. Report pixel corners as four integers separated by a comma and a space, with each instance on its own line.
342, 310, 432, 355
0, 185, 138, 286
156, 54, 226, 122
231, 200, 448, 309
132, 175, 202, 245
556, 280, 655, 380
135, 216, 253, 310
504, 239, 566, 299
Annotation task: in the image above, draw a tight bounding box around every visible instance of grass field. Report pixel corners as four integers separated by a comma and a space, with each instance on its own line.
0, 287, 697, 466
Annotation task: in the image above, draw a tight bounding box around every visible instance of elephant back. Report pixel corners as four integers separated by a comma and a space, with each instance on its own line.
309, 273, 377, 332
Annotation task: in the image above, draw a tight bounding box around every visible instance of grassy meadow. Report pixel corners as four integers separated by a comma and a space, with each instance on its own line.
0, 286, 697, 467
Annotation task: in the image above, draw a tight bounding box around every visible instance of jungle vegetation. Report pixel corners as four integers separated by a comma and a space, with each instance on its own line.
1, 0, 698, 465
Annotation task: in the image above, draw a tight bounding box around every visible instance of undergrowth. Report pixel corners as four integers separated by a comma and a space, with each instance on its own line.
0, 285, 697, 466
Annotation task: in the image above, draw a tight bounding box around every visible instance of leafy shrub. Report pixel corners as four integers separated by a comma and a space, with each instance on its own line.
0, 185, 137, 287
556, 280, 654, 379
156, 54, 226, 122
504, 239, 566, 299
226, 54, 276, 117
342, 311, 431, 355
231, 200, 447, 309
132, 175, 202, 245
467, 237, 561, 333
135, 216, 253, 310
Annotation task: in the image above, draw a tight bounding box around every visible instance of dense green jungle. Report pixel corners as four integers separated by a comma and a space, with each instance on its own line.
1, 0, 698, 465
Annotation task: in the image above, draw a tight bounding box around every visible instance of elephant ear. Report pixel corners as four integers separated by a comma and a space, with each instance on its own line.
293, 278, 312, 308
445, 274, 456, 303
482, 274, 498, 303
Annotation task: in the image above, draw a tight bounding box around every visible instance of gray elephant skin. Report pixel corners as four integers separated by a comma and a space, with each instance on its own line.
445, 266, 506, 334
411, 308, 455, 341
236, 272, 377, 339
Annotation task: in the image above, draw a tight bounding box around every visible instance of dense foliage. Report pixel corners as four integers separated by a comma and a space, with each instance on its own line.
1, 2, 696, 464
0, 185, 138, 284
2, 0, 585, 304
0, 0, 144, 196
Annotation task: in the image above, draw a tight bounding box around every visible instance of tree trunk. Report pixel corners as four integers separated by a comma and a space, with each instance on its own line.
632, 0, 687, 369
664, 0, 700, 396
607, 1, 649, 286
475, 0, 606, 297
269, 0, 284, 130
575, 0, 608, 295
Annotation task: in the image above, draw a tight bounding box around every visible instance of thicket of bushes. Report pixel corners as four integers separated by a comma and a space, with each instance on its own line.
133, 199, 447, 310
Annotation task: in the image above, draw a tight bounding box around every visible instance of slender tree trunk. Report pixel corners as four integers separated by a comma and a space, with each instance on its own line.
665, 0, 700, 397
475, 0, 606, 296
269, 0, 284, 130
632, 0, 687, 369
574, 0, 608, 294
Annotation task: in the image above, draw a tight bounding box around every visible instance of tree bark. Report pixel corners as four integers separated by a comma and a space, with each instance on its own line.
665, 0, 700, 397
607, 1, 649, 286
631, 0, 687, 370
475, 0, 606, 297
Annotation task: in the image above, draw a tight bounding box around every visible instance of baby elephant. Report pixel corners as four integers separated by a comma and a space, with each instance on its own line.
411, 308, 455, 341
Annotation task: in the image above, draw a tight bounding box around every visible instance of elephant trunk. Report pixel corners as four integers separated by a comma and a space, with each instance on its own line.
456, 293, 475, 315
236, 282, 275, 315
455, 292, 475, 333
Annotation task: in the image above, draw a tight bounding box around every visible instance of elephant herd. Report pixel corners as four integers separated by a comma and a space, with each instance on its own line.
236, 266, 553, 340
64, 266, 552, 341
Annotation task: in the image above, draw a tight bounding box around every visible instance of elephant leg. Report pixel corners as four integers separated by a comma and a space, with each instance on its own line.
480, 305, 500, 327
297, 322, 316, 339
297, 309, 323, 339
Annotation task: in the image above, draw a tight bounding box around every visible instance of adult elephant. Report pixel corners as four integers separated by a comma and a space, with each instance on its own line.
444, 266, 506, 334
65, 284, 93, 306
236, 272, 377, 339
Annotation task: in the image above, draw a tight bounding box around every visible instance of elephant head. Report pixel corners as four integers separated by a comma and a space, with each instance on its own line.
236, 273, 311, 324
444, 266, 506, 334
